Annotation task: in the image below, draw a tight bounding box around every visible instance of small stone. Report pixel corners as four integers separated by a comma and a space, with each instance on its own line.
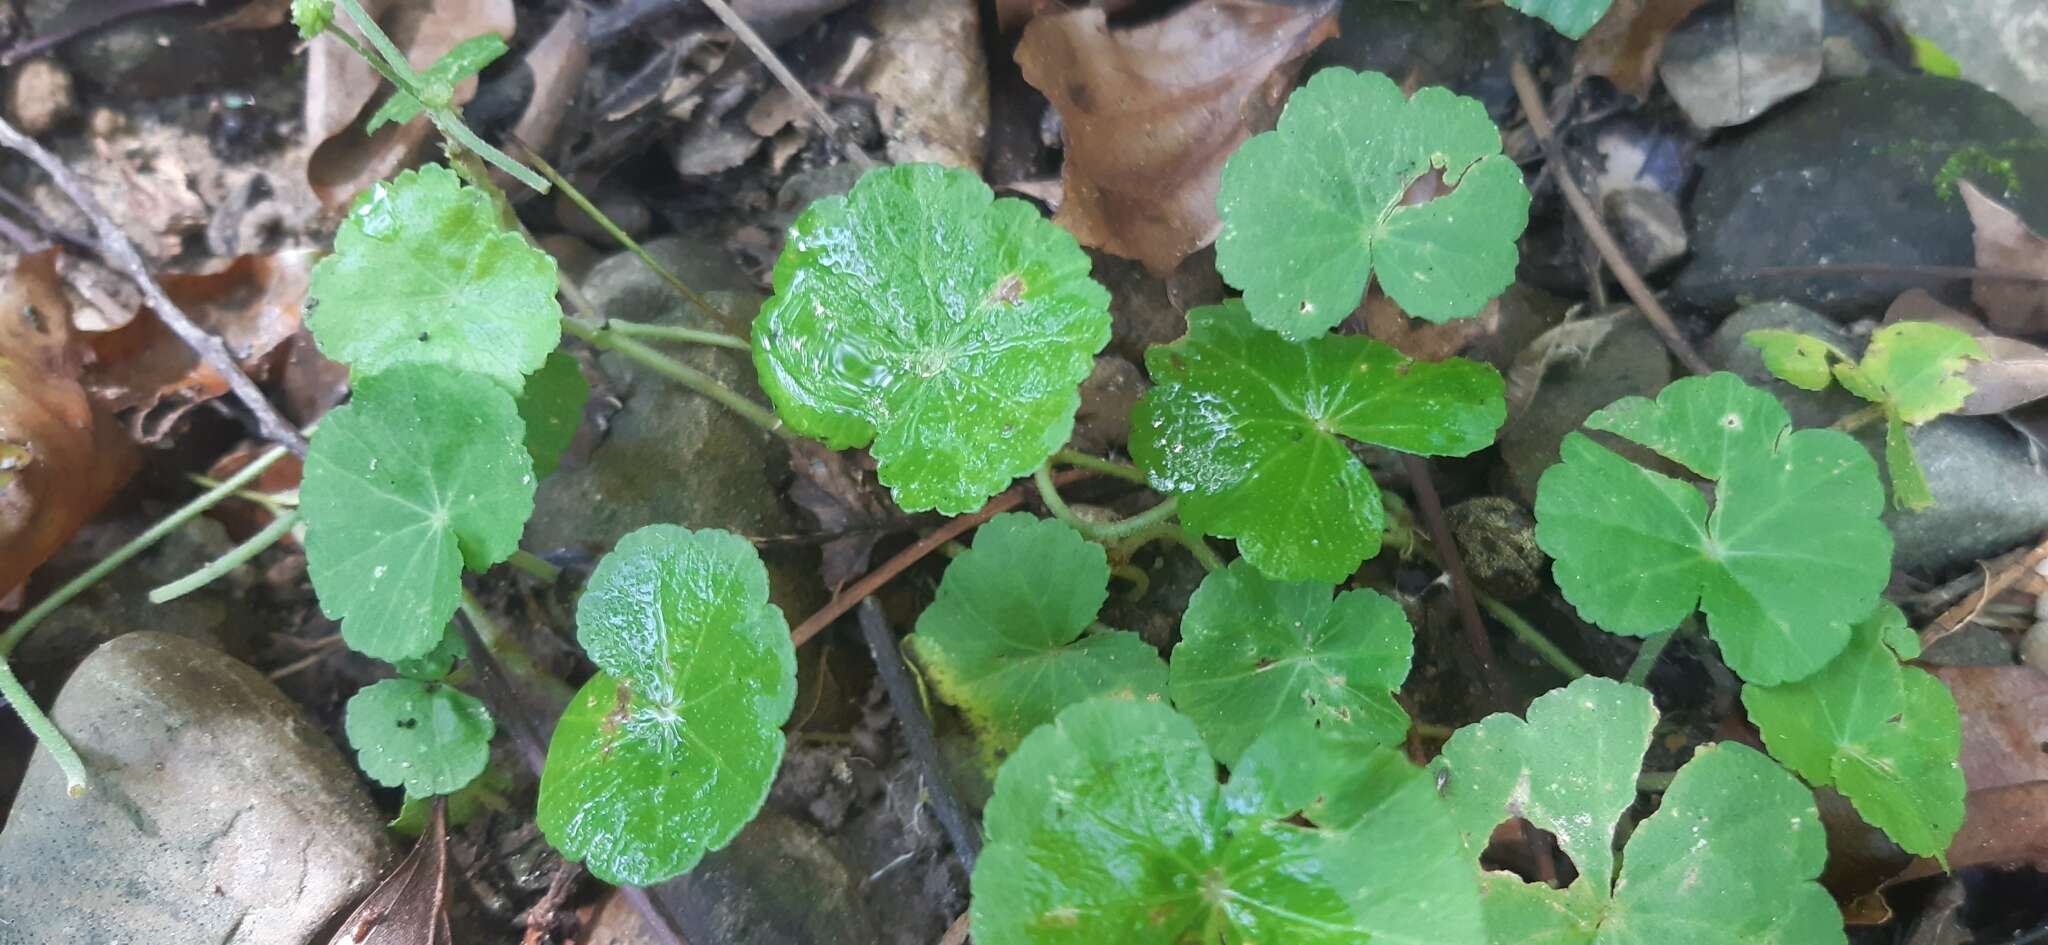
1600, 187, 1687, 276
554, 187, 652, 247
644, 811, 889, 945
0, 633, 392, 945
1658, 0, 1824, 130
1070, 355, 1146, 455
2020, 620, 2048, 675
1498, 312, 1673, 505
1446, 497, 1549, 601
1921, 625, 2015, 667
863, 0, 988, 169
1891, 0, 2048, 127
6, 58, 73, 136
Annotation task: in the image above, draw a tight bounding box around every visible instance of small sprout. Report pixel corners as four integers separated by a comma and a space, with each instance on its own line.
345, 677, 495, 797
1534, 373, 1890, 685
290, 0, 333, 39
1216, 68, 1531, 338
907, 514, 1166, 758
1133, 300, 1504, 582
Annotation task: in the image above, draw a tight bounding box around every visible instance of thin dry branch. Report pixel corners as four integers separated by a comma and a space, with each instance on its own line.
1508, 60, 1712, 377
694, 0, 875, 168
0, 116, 309, 454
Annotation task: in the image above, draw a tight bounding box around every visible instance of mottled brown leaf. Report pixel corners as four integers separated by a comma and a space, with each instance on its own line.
1574, 0, 1711, 98
1017, 0, 1339, 276
1960, 181, 2048, 335
1936, 665, 2048, 793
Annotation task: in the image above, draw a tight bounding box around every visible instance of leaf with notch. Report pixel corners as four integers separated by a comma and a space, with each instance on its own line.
970, 698, 1482, 945
1216, 67, 1530, 337
302, 365, 535, 661
367, 34, 509, 133
752, 163, 1111, 514
1743, 602, 1965, 858
345, 677, 494, 797
536, 525, 796, 886
516, 352, 588, 478
1169, 560, 1413, 766
908, 514, 1166, 756
1133, 300, 1504, 582
1533, 373, 1890, 685
1436, 677, 1844, 945
307, 164, 562, 391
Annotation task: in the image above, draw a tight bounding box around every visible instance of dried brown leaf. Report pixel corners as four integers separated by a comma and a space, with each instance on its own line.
508, 7, 589, 159
325, 799, 452, 945
1017, 0, 1339, 276
0, 251, 139, 597
1361, 287, 1496, 361
1960, 180, 2048, 335
1937, 665, 2048, 793
81, 252, 314, 444
304, 0, 515, 208
1574, 0, 1712, 98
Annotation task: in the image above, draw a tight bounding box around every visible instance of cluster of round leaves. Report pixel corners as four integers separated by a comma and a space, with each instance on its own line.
302, 164, 584, 803
1533, 373, 1964, 856
907, 515, 1416, 769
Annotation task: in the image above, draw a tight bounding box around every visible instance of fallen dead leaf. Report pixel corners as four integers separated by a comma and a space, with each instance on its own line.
1937, 665, 2048, 792
1573, 0, 1712, 99
81, 252, 315, 444
0, 251, 139, 598
1361, 286, 1496, 361
1883, 289, 2048, 416
324, 799, 452, 945
1959, 180, 2048, 336
305, 0, 515, 208
1017, 0, 1339, 276
507, 7, 589, 160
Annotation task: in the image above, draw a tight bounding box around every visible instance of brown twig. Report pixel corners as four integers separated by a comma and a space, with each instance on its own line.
693, 0, 875, 168
856, 599, 982, 870
1920, 531, 2048, 650
1507, 60, 1712, 378
788, 470, 1095, 647
937, 911, 971, 945
0, 116, 309, 454
1401, 454, 1511, 701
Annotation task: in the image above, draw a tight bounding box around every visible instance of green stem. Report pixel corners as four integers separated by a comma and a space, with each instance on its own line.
1475, 591, 1588, 679
332, 0, 418, 82
458, 589, 573, 707
1832, 404, 1886, 433
559, 315, 793, 440
2, 444, 292, 656
1092, 497, 1180, 541
1032, 465, 1180, 542
1625, 628, 1678, 688
1051, 448, 1149, 485
1033, 464, 1088, 531
147, 510, 301, 605
504, 549, 561, 583
523, 149, 743, 334
605, 321, 751, 351
1176, 531, 1224, 572
0, 656, 88, 796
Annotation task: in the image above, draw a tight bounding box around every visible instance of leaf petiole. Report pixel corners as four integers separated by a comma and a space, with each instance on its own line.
603, 321, 752, 352
148, 509, 302, 605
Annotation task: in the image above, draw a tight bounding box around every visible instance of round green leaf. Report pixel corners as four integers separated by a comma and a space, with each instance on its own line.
1438, 678, 1844, 945
390, 626, 463, 680
1505, 0, 1612, 38
516, 351, 589, 478
536, 525, 797, 886
1169, 560, 1413, 766
1743, 603, 1964, 857
1133, 301, 1504, 582
908, 514, 1166, 755
752, 163, 1112, 514
1534, 373, 1891, 685
1851, 321, 1988, 424
972, 698, 1482, 945
345, 677, 494, 797
1215, 68, 1530, 337
302, 365, 536, 661
307, 163, 563, 390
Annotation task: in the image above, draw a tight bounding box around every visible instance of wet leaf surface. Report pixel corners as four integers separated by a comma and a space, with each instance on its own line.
345, 677, 494, 796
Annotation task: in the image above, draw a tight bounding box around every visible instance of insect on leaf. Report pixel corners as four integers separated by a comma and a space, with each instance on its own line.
1435, 677, 1844, 945
1169, 560, 1413, 766
345, 678, 495, 797
307, 164, 562, 391
1533, 373, 1890, 685
302, 365, 535, 661
1133, 300, 1504, 582
971, 698, 1482, 945
752, 163, 1111, 514
908, 514, 1166, 756
536, 525, 796, 886
1216, 68, 1530, 337
1743, 602, 1965, 858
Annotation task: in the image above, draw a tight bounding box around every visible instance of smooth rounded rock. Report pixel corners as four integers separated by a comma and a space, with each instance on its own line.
0, 633, 392, 945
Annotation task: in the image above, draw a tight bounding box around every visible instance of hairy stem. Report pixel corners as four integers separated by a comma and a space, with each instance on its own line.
1033, 464, 1178, 542
148, 510, 301, 604
0, 657, 88, 796
2, 444, 293, 656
